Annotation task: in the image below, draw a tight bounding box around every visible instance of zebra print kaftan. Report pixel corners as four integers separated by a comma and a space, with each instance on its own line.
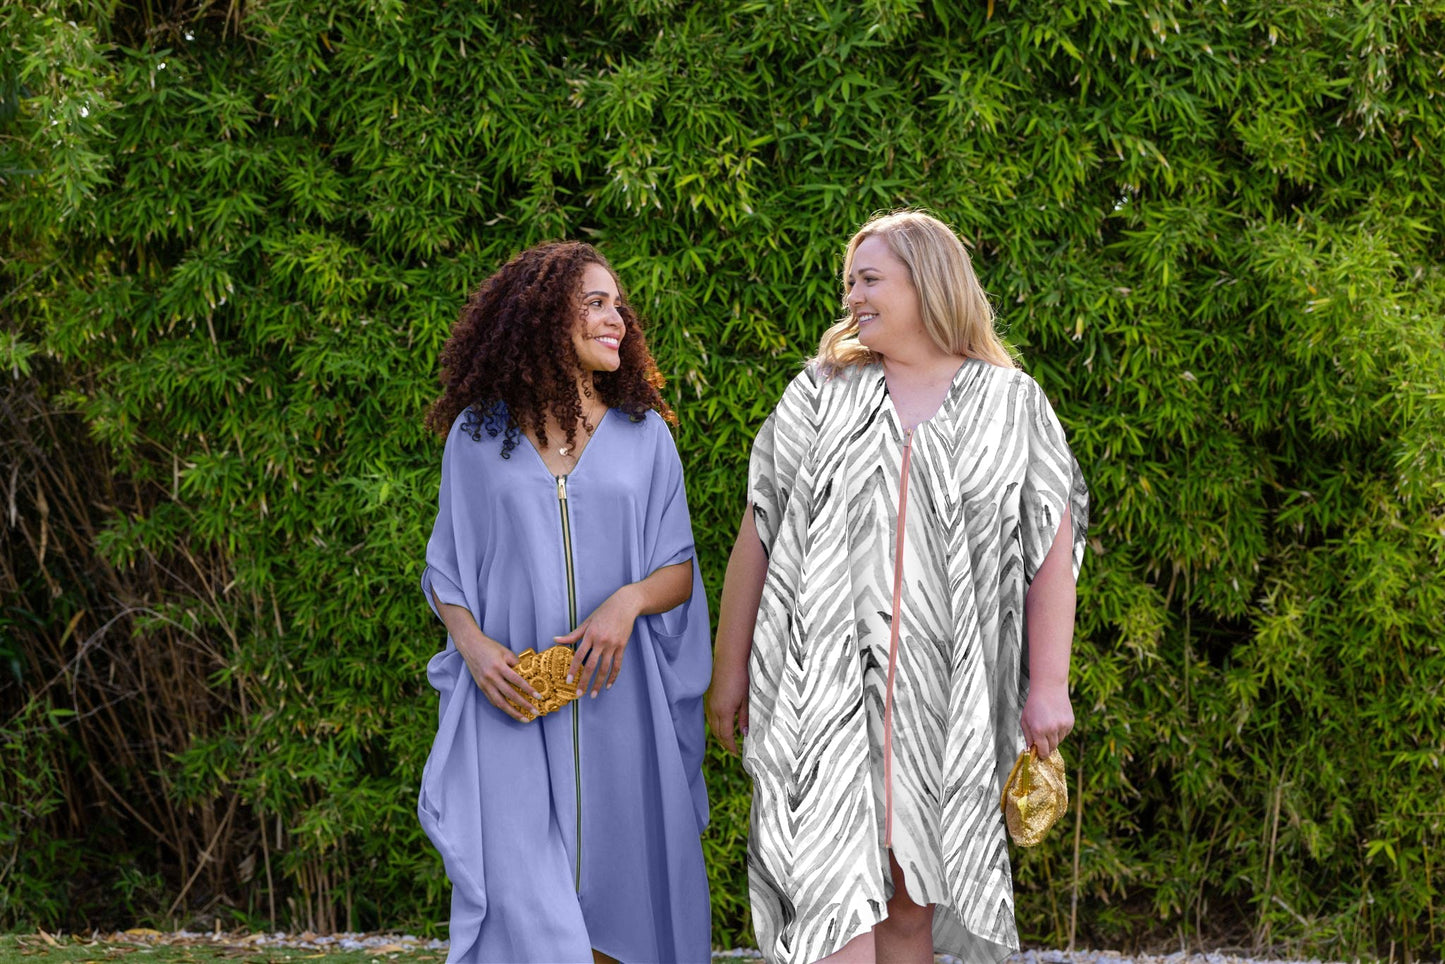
744, 359, 1088, 964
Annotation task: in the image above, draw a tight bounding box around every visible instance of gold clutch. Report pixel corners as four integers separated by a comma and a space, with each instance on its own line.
1000, 747, 1068, 847
511, 645, 580, 719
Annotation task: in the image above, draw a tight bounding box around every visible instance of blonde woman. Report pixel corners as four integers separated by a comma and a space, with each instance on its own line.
708, 211, 1088, 964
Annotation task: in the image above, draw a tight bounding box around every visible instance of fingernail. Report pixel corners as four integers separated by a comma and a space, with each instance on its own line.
742, 726, 749, 736
576, 688, 584, 697
606, 683, 613, 689
565, 675, 573, 683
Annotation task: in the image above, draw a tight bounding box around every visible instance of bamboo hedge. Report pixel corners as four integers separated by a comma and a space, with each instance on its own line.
3, 0, 1443, 957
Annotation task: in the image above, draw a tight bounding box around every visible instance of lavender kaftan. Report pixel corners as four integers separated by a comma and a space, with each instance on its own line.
418, 406, 712, 963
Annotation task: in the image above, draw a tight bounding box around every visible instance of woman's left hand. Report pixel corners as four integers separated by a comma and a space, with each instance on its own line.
557, 586, 640, 698
1020, 681, 1074, 760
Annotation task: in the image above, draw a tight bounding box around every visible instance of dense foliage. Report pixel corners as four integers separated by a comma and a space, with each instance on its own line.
4, 0, 1443, 956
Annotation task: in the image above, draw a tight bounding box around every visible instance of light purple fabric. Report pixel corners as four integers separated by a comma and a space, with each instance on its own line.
418, 406, 712, 963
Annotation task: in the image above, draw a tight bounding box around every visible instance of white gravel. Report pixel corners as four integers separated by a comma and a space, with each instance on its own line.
98, 930, 1348, 963
722, 951, 1344, 964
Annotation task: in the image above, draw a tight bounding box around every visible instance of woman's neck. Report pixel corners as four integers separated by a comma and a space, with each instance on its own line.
542, 378, 604, 437
880, 347, 965, 386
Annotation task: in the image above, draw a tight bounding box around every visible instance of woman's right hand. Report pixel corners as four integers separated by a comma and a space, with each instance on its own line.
706, 666, 750, 755
708, 506, 767, 755
456, 634, 542, 722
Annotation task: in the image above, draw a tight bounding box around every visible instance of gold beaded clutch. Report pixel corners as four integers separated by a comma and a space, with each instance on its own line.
1000, 747, 1068, 847
512, 645, 580, 719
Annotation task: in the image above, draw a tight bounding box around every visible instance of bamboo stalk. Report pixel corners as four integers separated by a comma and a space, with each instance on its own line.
1069, 737, 1083, 953
166, 788, 240, 918
261, 814, 276, 928
1257, 779, 1284, 952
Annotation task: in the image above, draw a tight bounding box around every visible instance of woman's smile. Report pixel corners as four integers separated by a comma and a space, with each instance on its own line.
847, 235, 925, 357
573, 262, 626, 372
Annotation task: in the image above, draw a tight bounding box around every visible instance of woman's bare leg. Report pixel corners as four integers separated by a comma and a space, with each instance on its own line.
874, 850, 934, 963
807, 851, 933, 964
812, 929, 875, 963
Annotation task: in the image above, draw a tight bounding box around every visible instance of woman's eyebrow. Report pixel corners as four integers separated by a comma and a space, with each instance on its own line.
581, 289, 613, 298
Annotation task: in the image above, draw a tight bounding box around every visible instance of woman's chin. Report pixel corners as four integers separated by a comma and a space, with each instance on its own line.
583, 356, 622, 374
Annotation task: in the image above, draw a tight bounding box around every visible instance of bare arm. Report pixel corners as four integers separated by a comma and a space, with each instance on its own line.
624, 558, 695, 616
556, 559, 694, 698
706, 507, 768, 754
432, 591, 542, 723
1020, 506, 1077, 759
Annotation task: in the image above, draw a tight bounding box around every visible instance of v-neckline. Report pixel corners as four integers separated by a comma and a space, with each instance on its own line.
520, 408, 612, 480
881, 358, 976, 434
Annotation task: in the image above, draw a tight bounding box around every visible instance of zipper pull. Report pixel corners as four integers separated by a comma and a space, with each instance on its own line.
556, 475, 567, 500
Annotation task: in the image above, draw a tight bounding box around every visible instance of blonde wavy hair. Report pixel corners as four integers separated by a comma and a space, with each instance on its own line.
814, 210, 1017, 373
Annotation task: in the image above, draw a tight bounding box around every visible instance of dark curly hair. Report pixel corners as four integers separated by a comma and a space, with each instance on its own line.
425, 241, 675, 456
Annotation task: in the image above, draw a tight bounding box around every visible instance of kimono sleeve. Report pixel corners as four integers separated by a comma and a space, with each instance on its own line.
419, 415, 474, 618
1019, 377, 1090, 584
640, 414, 712, 833
644, 416, 697, 572
747, 367, 821, 556
642, 415, 700, 634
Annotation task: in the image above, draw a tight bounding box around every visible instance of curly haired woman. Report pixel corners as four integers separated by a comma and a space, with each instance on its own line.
418, 241, 712, 963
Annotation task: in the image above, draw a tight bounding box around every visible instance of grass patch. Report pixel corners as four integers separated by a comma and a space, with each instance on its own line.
0, 935, 445, 964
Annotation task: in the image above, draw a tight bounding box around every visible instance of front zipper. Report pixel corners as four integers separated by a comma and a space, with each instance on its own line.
556, 473, 582, 893
884, 428, 915, 849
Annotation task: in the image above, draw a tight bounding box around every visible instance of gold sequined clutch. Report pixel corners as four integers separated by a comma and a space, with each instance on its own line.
1000, 747, 1068, 847
511, 645, 580, 719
